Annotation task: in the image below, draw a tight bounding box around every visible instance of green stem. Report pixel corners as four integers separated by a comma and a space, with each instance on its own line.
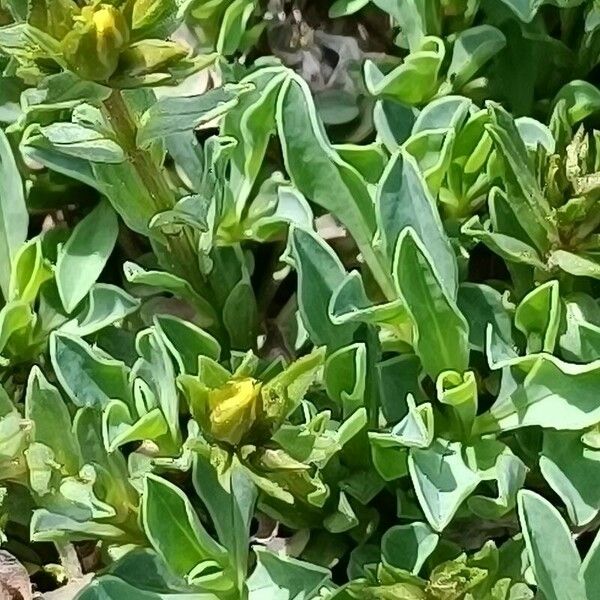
103, 90, 201, 287
102, 90, 230, 342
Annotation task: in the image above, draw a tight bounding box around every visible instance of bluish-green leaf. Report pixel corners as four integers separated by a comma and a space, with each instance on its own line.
393, 228, 468, 379
517, 490, 586, 600
0, 128, 27, 300
285, 226, 356, 349
56, 200, 119, 313
50, 332, 131, 409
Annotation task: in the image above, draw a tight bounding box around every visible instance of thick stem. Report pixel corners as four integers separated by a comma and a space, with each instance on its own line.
103, 90, 202, 289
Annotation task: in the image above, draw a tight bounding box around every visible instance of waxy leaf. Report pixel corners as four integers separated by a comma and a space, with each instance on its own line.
285, 226, 356, 349
541, 431, 600, 526
394, 228, 469, 379
381, 522, 439, 574
138, 84, 248, 145
0, 128, 27, 300
277, 75, 392, 297
50, 332, 131, 409
246, 547, 331, 600
56, 200, 119, 313
142, 474, 230, 588
377, 150, 457, 297
518, 490, 586, 600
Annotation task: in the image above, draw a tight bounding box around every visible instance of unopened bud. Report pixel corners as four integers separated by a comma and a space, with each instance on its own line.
61, 4, 129, 82
207, 378, 262, 446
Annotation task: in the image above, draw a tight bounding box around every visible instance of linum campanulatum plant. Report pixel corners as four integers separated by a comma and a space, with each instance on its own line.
1, 0, 600, 598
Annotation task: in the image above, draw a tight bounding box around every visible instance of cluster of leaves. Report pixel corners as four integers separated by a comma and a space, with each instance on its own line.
1, 0, 600, 598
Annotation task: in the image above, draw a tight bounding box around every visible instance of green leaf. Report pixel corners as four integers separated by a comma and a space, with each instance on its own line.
328, 271, 407, 328
559, 295, 600, 362
517, 490, 586, 600
382, 522, 439, 575
261, 347, 326, 422
364, 37, 444, 104
20, 124, 96, 190
582, 529, 600, 598
0, 386, 28, 475
553, 80, 600, 125
8, 236, 52, 303
541, 431, 600, 527
285, 226, 356, 349
123, 261, 216, 328
516, 116, 555, 152
498, 0, 582, 22
334, 143, 387, 185
50, 332, 131, 409
155, 314, 220, 374
329, 0, 369, 17
25, 366, 80, 476
377, 150, 457, 297
324, 491, 358, 533
486, 104, 558, 252
132, 0, 183, 39
277, 75, 392, 297
222, 67, 288, 216
60, 284, 140, 337
457, 283, 513, 354
393, 228, 469, 380
31, 510, 126, 543
103, 401, 168, 452
403, 128, 455, 196
193, 454, 257, 589
387, 395, 434, 449
461, 216, 546, 271
91, 160, 156, 236
133, 327, 180, 448
74, 576, 165, 600
0, 300, 35, 357
377, 354, 425, 424
222, 279, 258, 351
0, 128, 27, 299
549, 250, 600, 280
106, 548, 199, 594
216, 0, 255, 55
468, 451, 527, 520
476, 355, 600, 433
410, 438, 519, 533
56, 200, 119, 313
514, 280, 561, 354
447, 26, 506, 91
137, 84, 248, 146
142, 474, 230, 588
412, 96, 473, 133
72, 407, 136, 510
26, 122, 125, 163
436, 370, 478, 439
374, 99, 417, 153
246, 547, 331, 600
409, 439, 480, 532
369, 440, 409, 482
324, 342, 366, 418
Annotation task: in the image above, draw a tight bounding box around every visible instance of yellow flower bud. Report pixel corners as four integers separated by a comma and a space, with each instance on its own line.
61, 4, 129, 82
93, 7, 118, 35
207, 378, 262, 447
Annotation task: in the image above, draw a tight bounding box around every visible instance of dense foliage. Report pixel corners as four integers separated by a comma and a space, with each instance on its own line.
1, 0, 600, 598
